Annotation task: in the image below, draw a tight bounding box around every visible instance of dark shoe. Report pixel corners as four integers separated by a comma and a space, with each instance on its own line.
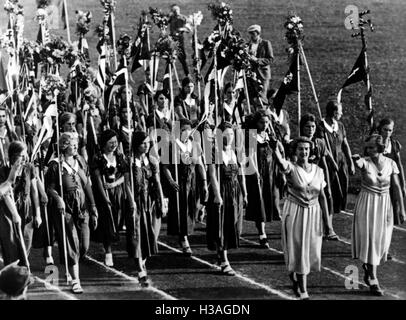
182, 246, 193, 256
289, 273, 300, 298
138, 271, 150, 288
387, 253, 392, 260
221, 264, 236, 276
370, 282, 384, 296
259, 238, 270, 249
299, 291, 310, 300
362, 264, 371, 286
325, 233, 340, 241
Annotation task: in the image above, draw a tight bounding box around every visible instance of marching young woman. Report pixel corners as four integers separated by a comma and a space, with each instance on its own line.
130, 131, 166, 286
0, 106, 18, 167
45, 132, 98, 294
300, 113, 339, 240
206, 121, 247, 275
174, 77, 200, 124
162, 119, 209, 256
274, 137, 331, 300
378, 118, 406, 227
352, 135, 405, 296
318, 101, 355, 214
91, 129, 135, 267
146, 90, 172, 134
0, 142, 44, 257
0, 141, 41, 267
245, 110, 281, 248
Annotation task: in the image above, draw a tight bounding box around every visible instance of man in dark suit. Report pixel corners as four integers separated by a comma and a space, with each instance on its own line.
247, 25, 274, 106
169, 5, 190, 77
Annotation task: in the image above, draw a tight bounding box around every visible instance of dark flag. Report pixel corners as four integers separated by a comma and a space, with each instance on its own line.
131, 21, 151, 73
336, 47, 373, 130
162, 63, 170, 96
337, 47, 367, 102
273, 53, 299, 115
104, 64, 127, 107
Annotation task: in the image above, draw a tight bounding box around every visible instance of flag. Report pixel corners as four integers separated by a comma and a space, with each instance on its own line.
30, 103, 58, 162
47, 0, 67, 30
162, 63, 170, 95
105, 65, 128, 107
0, 53, 8, 93
337, 47, 368, 104
131, 21, 151, 73
24, 92, 38, 126
96, 42, 107, 92
273, 53, 300, 115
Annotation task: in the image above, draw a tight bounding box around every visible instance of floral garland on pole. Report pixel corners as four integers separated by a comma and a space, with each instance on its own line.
155, 34, 178, 64
149, 7, 170, 33
75, 10, 92, 37
186, 11, 204, 82
284, 13, 304, 57
41, 73, 67, 101
117, 33, 132, 61
208, 2, 233, 26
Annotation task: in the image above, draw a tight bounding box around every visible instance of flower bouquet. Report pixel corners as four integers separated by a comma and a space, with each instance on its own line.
75, 10, 92, 36
155, 34, 178, 62
4, 0, 23, 15
117, 33, 132, 58
208, 2, 233, 25
41, 73, 67, 97
284, 14, 304, 47
100, 0, 116, 13
39, 36, 69, 65
36, 0, 51, 9
149, 7, 170, 32
224, 33, 251, 71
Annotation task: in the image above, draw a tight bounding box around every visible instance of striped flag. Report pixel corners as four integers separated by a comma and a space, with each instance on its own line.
96, 43, 107, 92
105, 64, 128, 107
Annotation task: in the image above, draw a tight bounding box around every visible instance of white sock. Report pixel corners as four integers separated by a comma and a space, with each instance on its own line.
259, 234, 267, 240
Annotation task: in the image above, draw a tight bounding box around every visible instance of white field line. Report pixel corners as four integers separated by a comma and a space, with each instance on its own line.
157, 241, 296, 300
238, 236, 402, 300
84, 255, 176, 300
0, 257, 77, 300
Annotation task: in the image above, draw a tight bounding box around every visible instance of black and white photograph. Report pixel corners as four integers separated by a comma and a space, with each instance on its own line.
0, 0, 405, 309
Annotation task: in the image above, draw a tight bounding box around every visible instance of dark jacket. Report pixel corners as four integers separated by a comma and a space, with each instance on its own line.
249, 39, 274, 82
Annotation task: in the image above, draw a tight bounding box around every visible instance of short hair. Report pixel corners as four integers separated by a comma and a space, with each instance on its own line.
291, 136, 314, 153
219, 121, 234, 132
99, 129, 118, 148
59, 132, 79, 153
253, 109, 270, 126
364, 134, 385, 154
132, 131, 149, 152
8, 141, 27, 165
325, 100, 340, 118
299, 113, 317, 136
377, 118, 395, 134
180, 118, 192, 129
154, 90, 169, 101
60, 112, 76, 127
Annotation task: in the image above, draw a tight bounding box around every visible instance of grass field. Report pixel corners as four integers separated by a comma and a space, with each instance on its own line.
1, 0, 405, 157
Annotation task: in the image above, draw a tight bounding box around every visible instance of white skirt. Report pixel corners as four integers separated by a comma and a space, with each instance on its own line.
352, 190, 394, 265
281, 199, 324, 275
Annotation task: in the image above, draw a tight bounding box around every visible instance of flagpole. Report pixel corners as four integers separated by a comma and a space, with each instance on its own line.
111, 11, 118, 71
54, 90, 71, 285
360, 24, 373, 132
298, 41, 322, 119
169, 62, 180, 227
63, 0, 71, 43
123, 58, 135, 203
297, 49, 301, 136
213, 44, 220, 185
194, 23, 202, 103
242, 69, 251, 114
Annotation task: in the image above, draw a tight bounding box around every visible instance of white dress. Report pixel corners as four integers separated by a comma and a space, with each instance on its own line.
282, 162, 326, 275
352, 156, 399, 265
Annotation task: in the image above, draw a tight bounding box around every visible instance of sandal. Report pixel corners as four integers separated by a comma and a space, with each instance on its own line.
221, 264, 236, 276
71, 280, 84, 294
289, 273, 300, 298
138, 271, 150, 288
299, 291, 310, 300
325, 233, 340, 241
182, 246, 193, 257
259, 238, 270, 249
